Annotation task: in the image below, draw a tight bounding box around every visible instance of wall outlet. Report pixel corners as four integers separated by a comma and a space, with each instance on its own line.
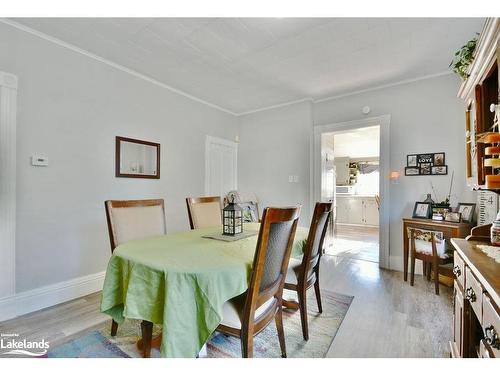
31, 155, 49, 166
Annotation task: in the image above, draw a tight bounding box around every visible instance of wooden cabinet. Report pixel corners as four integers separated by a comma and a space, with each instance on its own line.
458, 19, 500, 189
450, 238, 500, 358
451, 283, 465, 357
334, 157, 350, 185
336, 196, 378, 226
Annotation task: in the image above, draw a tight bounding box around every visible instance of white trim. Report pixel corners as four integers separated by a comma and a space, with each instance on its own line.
312, 115, 391, 269
205, 135, 238, 197
0, 71, 17, 299
314, 71, 453, 103
0, 271, 106, 322
0, 18, 238, 116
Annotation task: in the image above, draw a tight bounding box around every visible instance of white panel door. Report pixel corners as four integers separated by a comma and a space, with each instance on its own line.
205, 136, 237, 198
0, 71, 17, 299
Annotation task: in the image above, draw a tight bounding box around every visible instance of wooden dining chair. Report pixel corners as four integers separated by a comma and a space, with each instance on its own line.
283, 202, 332, 341
408, 227, 453, 295
215, 205, 301, 358
104, 199, 167, 337
185, 196, 222, 229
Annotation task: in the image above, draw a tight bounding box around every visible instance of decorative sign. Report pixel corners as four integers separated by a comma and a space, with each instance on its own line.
405, 152, 448, 176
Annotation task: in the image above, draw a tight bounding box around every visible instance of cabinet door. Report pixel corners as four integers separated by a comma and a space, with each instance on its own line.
452, 285, 464, 357
348, 198, 364, 224
363, 198, 379, 225
336, 198, 349, 224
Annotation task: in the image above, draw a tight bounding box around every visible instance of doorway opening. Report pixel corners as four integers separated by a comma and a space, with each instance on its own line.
322, 125, 380, 263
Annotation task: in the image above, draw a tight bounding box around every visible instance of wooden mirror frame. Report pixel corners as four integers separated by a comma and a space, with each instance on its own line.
115, 136, 160, 179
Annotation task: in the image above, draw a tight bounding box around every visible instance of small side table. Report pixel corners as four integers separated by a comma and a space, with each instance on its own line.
402, 218, 473, 281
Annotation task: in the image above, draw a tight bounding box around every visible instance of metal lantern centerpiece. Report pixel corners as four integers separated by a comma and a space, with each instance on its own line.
223, 197, 243, 236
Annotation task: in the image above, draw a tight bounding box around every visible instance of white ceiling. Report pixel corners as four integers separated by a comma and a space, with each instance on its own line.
11, 18, 484, 114
332, 126, 380, 159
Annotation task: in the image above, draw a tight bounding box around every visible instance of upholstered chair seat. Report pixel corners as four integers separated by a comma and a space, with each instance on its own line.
284, 258, 303, 284
220, 294, 276, 329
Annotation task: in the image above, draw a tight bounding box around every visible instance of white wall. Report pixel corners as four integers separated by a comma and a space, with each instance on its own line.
238, 100, 313, 224
314, 73, 476, 270
0, 23, 237, 292
237, 74, 476, 271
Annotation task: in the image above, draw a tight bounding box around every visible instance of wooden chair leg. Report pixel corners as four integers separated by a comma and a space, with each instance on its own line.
314, 278, 323, 314
110, 319, 118, 336
422, 261, 427, 277
426, 262, 432, 281
298, 288, 309, 341
241, 330, 253, 358
140, 320, 153, 358
275, 306, 287, 358
433, 259, 440, 295
410, 252, 416, 286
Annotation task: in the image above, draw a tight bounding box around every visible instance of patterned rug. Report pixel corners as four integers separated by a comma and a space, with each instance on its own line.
48, 290, 353, 358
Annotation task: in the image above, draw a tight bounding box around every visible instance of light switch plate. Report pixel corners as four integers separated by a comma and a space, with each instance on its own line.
31, 155, 49, 166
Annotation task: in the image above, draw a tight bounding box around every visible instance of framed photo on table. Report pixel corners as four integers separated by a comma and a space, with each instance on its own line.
445, 212, 461, 223
412, 202, 432, 219
457, 203, 476, 223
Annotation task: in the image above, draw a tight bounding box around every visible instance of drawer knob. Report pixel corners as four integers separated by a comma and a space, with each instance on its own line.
465, 287, 476, 302
484, 325, 500, 349
452, 265, 461, 278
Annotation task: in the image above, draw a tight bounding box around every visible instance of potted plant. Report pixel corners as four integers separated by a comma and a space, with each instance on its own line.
449, 35, 478, 80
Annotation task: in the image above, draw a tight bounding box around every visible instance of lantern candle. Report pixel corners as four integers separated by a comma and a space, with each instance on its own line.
222, 198, 243, 236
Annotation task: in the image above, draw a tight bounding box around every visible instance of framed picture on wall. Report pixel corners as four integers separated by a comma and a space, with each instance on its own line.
407, 154, 418, 167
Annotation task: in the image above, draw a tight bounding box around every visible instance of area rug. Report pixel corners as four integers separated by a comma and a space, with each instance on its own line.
47, 290, 353, 358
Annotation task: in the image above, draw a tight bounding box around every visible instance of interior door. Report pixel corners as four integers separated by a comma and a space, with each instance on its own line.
205, 136, 237, 199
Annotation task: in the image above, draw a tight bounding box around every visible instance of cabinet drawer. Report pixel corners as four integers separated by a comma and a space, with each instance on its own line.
465, 267, 483, 320
482, 294, 500, 358
453, 251, 465, 289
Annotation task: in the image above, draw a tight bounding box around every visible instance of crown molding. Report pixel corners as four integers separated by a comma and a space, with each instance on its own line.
0, 18, 238, 116
314, 71, 454, 103
236, 97, 313, 116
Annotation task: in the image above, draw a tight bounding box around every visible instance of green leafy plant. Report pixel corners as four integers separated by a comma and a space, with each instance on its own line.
449, 35, 478, 80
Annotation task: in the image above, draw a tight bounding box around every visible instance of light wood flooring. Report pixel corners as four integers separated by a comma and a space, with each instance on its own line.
0, 255, 452, 358
326, 224, 379, 263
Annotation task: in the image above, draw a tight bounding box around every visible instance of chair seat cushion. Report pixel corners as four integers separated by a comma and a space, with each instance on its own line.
220, 293, 276, 329
285, 257, 303, 285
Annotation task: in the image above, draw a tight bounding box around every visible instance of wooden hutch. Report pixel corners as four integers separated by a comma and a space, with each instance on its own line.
452, 18, 500, 358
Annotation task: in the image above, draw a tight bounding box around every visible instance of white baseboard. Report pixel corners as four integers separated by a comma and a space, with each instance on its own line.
0, 271, 105, 322
389, 255, 424, 275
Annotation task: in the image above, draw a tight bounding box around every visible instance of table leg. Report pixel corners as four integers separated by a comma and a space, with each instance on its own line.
403, 224, 408, 281
140, 320, 153, 358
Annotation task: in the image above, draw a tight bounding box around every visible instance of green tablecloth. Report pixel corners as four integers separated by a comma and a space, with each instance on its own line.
100, 223, 308, 358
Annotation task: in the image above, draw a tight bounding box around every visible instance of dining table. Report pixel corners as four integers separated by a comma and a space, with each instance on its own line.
100, 222, 309, 358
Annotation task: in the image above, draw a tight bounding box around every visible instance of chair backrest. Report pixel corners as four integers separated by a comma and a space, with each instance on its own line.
185, 196, 222, 229
300, 202, 333, 282
243, 206, 301, 320
105, 199, 166, 252
407, 227, 446, 258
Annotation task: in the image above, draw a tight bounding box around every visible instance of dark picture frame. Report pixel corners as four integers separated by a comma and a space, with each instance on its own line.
457, 203, 476, 223
412, 202, 432, 219
115, 136, 161, 179
405, 152, 448, 176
